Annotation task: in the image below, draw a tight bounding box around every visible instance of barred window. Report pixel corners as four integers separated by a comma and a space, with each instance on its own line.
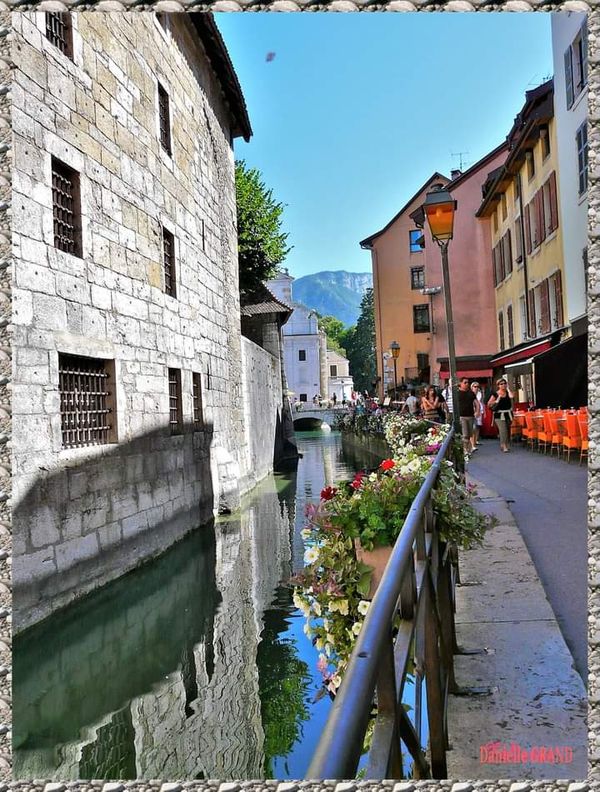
59, 354, 115, 448
162, 226, 176, 297
52, 158, 82, 257
158, 82, 172, 155
168, 368, 183, 435
46, 13, 73, 59
193, 372, 204, 431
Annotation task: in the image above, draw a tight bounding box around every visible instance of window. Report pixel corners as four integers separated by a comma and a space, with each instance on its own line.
201, 219, 206, 252
45, 13, 73, 59
514, 175, 521, 206
59, 354, 115, 448
565, 24, 588, 109
162, 226, 176, 297
502, 231, 513, 277
409, 229, 424, 253
330, 365, 338, 377
507, 305, 515, 348
549, 270, 564, 329
576, 123, 588, 196
493, 210, 498, 234
498, 312, 505, 350
413, 304, 430, 333
519, 295, 528, 341
501, 193, 507, 221
526, 150, 535, 181
192, 372, 203, 431
299, 393, 308, 402
298, 350, 306, 361
168, 368, 183, 435
515, 216, 523, 265
541, 126, 551, 160
528, 289, 537, 339
537, 279, 551, 335
411, 266, 425, 290
158, 82, 172, 155
52, 158, 82, 257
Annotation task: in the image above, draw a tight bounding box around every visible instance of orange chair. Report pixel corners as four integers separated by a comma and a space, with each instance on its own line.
511, 413, 524, 443
524, 412, 539, 451
562, 413, 582, 463
547, 413, 564, 457
577, 414, 588, 465
537, 411, 554, 454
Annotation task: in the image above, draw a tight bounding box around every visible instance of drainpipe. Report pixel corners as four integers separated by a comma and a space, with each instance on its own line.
517, 171, 531, 338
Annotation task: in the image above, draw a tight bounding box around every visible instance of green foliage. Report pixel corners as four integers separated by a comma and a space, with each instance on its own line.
341, 288, 376, 394
318, 315, 347, 355
235, 160, 291, 298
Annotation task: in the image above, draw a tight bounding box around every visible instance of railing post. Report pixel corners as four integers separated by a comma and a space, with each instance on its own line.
423, 566, 448, 778
437, 551, 458, 693
375, 634, 403, 777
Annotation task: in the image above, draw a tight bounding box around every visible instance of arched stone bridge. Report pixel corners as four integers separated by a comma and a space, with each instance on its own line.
292, 406, 349, 430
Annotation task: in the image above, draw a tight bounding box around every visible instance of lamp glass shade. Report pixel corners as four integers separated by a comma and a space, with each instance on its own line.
423, 188, 456, 241
390, 342, 400, 359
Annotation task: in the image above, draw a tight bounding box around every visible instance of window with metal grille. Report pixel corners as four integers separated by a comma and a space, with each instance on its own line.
46, 13, 73, 59
168, 368, 183, 435
192, 372, 203, 430
52, 158, 82, 257
158, 82, 172, 155
162, 226, 176, 297
410, 266, 425, 290
413, 304, 430, 333
59, 354, 115, 448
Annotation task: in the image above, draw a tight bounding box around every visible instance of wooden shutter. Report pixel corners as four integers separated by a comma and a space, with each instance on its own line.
492, 245, 498, 287
537, 189, 546, 243
505, 230, 513, 274
539, 279, 551, 334
528, 289, 537, 338
565, 46, 574, 109
582, 22, 588, 86
553, 270, 564, 328
524, 203, 532, 254
498, 240, 505, 281
548, 171, 559, 232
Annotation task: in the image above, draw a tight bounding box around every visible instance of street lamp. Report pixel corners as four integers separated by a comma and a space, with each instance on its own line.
422, 184, 460, 434
389, 341, 400, 402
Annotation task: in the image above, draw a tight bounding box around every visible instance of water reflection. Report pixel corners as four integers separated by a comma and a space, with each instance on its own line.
14, 430, 373, 780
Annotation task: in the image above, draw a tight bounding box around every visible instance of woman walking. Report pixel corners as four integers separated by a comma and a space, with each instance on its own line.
421, 385, 441, 422
470, 381, 484, 449
487, 377, 514, 453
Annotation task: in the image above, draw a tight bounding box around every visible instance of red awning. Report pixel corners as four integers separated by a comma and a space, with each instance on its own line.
438, 368, 493, 379
490, 340, 551, 368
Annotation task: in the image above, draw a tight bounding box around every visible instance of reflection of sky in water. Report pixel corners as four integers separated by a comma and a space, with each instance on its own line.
13, 429, 426, 780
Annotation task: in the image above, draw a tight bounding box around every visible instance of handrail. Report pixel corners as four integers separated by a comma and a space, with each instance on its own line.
306, 428, 457, 780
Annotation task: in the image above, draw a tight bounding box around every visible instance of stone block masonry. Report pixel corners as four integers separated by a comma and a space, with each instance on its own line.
12, 13, 253, 632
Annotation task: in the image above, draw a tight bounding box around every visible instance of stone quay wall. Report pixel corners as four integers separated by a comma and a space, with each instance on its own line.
12, 13, 248, 632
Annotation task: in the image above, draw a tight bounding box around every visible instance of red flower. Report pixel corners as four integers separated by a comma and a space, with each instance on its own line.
320, 486, 337, 501
380, 459, 395, 471
350, 473, 365, 490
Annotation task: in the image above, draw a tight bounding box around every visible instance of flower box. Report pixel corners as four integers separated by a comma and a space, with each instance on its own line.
354, 539, 394, 599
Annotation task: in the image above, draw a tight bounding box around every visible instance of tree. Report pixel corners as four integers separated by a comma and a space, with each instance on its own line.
317, 315, 347, 355
235, 160, 291, 298
342, 288, 376, 394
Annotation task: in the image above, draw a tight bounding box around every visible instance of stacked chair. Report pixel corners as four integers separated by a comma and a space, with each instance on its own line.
512, 406, 589, 464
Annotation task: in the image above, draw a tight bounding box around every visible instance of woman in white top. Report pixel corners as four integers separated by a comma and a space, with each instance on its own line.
470, 382, 484, 450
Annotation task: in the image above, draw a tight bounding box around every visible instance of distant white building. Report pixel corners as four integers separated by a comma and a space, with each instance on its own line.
551, 12, 588, 337
268, 270, 354, 404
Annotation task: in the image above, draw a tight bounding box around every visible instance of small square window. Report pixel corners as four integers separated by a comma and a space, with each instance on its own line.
158, 82, 172, 156
298, 350, 306, 361
168, 368, 183, 435
299, 393, 308, 402
162, 226, 176, 297
52, 157, 82, 258
45, 13, 73, 59
409, 229, 424, 253
330, 365, 337, 377
410, 267, 425, 290
193, 372, 203, 431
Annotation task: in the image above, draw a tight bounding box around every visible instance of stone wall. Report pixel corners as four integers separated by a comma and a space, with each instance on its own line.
12, 13, 246, 632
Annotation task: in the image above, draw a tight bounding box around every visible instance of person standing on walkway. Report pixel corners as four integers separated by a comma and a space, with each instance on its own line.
441, 378, 453, 419
403, 389, 420, 416
421, 386, 441, 422
457, 377, 477, 456
487, 377, 514, 453
470, 381, 484, 448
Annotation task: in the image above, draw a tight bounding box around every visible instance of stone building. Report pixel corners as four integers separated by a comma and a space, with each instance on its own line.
11, 12, 279, 632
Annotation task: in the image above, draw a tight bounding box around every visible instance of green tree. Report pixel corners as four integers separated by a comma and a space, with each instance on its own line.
342, 288, 376, 394
318, 315, 347, 355
235, 160, 291, 298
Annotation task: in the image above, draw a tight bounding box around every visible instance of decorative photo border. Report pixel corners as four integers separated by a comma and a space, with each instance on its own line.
1, 4, 596, 789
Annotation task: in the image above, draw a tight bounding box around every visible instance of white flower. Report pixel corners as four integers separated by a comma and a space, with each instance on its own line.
358, 600, 370, 615
332, 674, 342, 689
313, 601, 322, 616
325, 644, 333, 657
304, 546, 320, 564
326, 633, 336, 645
303, 623, 313, 637
301, 528, 312, 540
323, 618, 330, 631
316, 637, 324, 650
330, 598, 349, 615
351, 621, 363, 636
368, 472, 377, 482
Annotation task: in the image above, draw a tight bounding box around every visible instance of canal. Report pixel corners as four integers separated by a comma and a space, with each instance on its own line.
13, 430, 422, 780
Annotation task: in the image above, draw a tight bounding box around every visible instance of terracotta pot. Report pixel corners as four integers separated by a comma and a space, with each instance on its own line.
354, 539, 394, 599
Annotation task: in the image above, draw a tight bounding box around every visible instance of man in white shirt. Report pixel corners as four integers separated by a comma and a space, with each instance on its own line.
441, 379, 453, 416
403, 391, 419, 415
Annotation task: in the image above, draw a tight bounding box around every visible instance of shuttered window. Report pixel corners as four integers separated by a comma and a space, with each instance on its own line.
492, 245, 498, 287
515, 217, 523, 264
539, 279, 551, 335
576, 124, 588, 196
524, 204, 532, 254
528, 289, 537, 339
507, 305, 515, 348
548, 171, 559, 231
498, 312, 505, 350
565, 46, 574, 108
498, 240, 506, 282
565, 24, 588, 109
550, 270, 564, 329
504, 230, 513, 276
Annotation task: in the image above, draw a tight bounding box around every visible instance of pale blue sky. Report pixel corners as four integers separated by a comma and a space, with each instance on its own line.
215, 12, 554, 279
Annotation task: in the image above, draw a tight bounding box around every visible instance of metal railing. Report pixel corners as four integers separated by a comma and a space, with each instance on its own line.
306, 428, 459, 780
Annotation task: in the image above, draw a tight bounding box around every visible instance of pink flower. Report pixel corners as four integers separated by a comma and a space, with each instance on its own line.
320, 486, 337, 501
380, 459, 395, 471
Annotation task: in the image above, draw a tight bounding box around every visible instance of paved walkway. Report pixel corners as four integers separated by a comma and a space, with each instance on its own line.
446, 476, 587, 780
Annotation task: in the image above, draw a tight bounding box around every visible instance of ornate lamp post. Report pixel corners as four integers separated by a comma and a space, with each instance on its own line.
389, 341, 400, 402
422, 184, 460, 433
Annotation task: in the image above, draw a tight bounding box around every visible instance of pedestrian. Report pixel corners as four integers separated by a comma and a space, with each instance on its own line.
457, 377, 478, 456
470, 381, 484, 448
441, 378, 453, 418
421, 385, 441, 422
403, 389, 419, 416
487, 377, 514, 453
332, 393, 337, 406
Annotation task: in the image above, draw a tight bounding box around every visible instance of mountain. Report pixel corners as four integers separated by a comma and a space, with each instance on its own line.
291, 270, 373, 327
